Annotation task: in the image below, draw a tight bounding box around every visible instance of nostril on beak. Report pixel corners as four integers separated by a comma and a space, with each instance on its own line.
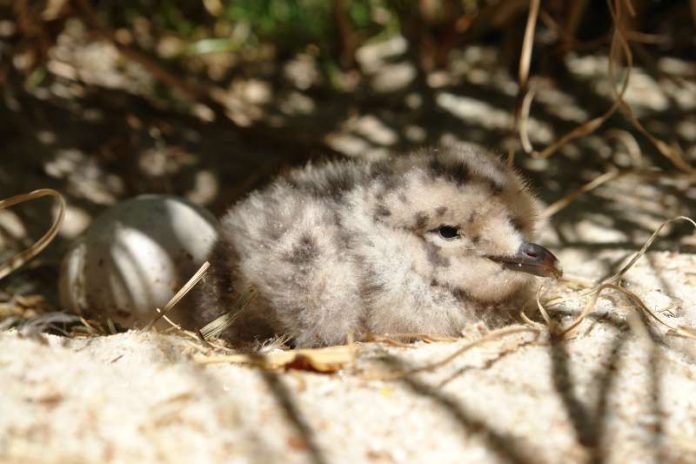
519, 242, 545, 262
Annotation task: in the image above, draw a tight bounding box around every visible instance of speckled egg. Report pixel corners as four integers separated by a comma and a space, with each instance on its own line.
59, 195, 218, 328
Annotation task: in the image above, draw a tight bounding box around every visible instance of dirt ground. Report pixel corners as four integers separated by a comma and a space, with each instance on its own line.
1, 17, 696, 464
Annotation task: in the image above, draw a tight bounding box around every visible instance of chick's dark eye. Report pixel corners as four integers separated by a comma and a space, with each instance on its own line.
437, 225, 459, 239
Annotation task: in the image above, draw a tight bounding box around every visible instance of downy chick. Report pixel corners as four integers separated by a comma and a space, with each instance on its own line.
194, 143, 561, 347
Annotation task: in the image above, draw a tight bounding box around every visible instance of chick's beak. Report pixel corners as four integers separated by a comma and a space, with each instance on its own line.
487, 242, 562, 279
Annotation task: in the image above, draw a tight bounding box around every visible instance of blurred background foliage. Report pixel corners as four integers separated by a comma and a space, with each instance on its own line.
3, 0, 693, 99
103, 0, 385, 56
1, 0, 694, 196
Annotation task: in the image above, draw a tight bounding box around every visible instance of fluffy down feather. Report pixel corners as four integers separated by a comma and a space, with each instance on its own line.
193, 143, 558, 347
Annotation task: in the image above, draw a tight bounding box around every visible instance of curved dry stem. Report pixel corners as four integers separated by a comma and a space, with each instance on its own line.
560, 215, 696, 337
528, 0, 633, 160
509, 0, 540, 165
519, 306, 547, 330
0, 188, 66, 281
533, 106, 617, 160
559, 282, 609, 337
613, 216, 696, 282
619, 103, 693, 173
535, 281, 553, 326
370, 325, 541, 381
541, 167, 623, 219
605, 0, 693, 172
607, 283, 696, 338
517, 85, 536, 155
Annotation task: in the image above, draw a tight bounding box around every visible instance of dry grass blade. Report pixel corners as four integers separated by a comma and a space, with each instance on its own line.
560, 282, 613, 336
541, 167, 623, 219
607, 283, 696, 338
526, 0, 632, 160
366, 335, 414, 348
517, 0, 539, 98
614, 216, 696, 282
144, 261, 210, 330
75, 316, 106, 336
516, 85, 536, 156
534, 281, 553, 326
533, 107, 618, 159
619, 104, 693, 173
604, 0, 694, 172
560, 280, 696, 340
520, 306, 546, 330
367, 332, 459, 343
509, 0, 540, 164
560, 216, 696, 337
198, 288, 257, 340
0, 189, 65, 281
369, 325, 541, 381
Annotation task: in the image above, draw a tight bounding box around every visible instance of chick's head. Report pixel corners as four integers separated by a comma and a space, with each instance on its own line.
364, 144, 561, 304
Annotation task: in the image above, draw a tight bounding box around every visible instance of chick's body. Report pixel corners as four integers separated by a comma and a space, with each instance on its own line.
196, 144, 556, 347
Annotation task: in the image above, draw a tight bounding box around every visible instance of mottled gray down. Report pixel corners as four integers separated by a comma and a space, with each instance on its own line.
192, 143, 560, 347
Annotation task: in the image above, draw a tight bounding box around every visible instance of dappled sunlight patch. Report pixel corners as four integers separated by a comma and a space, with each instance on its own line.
437, 92, 554, 143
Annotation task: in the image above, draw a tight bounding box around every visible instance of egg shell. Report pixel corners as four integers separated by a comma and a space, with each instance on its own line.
59, 195, 219, 328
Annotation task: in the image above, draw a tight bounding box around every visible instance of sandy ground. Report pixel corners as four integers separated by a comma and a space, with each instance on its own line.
2, 20, 696, 464
2, 249, 696, 464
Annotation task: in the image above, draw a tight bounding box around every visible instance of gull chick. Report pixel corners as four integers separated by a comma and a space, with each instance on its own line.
195, 143, 561, 347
